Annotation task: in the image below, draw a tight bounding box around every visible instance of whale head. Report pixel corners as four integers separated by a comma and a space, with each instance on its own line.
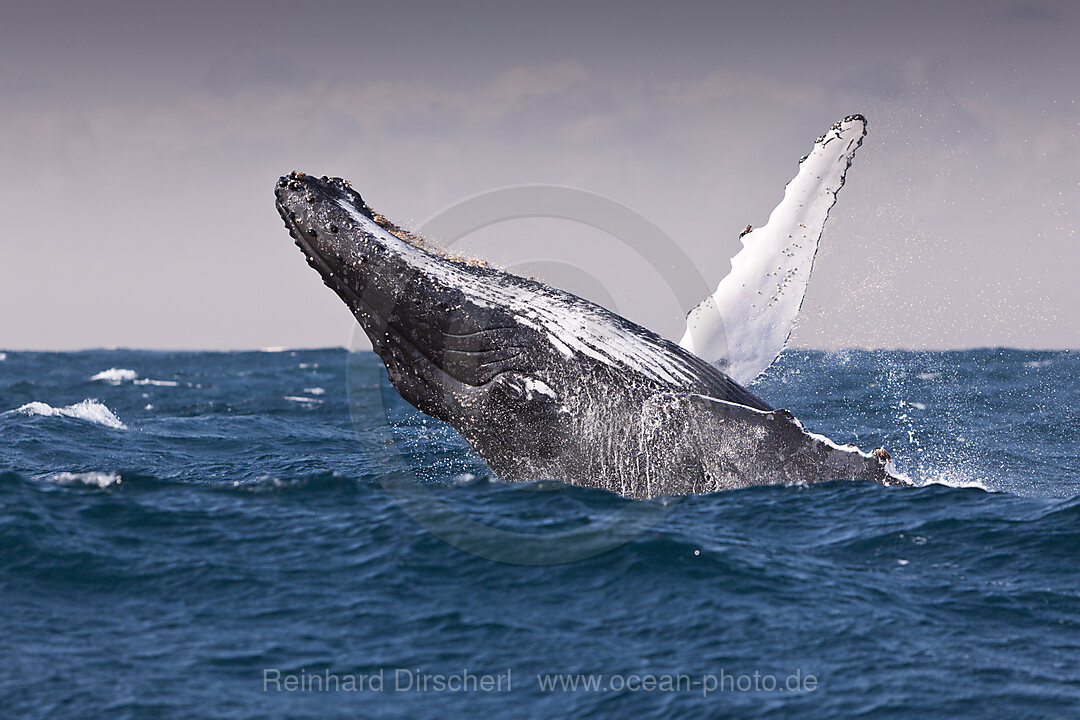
275, 171, 552, 425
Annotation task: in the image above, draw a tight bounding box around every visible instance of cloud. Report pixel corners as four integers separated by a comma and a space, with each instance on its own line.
661, 68, 827, 112
17, 60, 587, 157
998, 1, 1059, 23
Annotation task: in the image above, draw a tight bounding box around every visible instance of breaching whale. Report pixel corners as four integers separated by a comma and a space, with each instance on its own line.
275, 119, 906, 498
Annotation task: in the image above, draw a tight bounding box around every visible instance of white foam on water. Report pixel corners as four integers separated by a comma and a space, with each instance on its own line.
134, 378, 179, 387
0, 352, 6, 361
679, 116, 867, 385
304, 387, 326, 395
46, 471, 122, 489
9, 399, 127, 430
914, 468, 992, 492
90, 368, 138, 384
231, 476, 287, 490
285, 395, 321, 404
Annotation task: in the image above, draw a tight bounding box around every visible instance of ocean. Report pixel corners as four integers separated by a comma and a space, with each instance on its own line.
1, 348, 1078, 718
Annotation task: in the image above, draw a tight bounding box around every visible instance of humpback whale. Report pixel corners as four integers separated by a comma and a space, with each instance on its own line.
275, 127, 905, 498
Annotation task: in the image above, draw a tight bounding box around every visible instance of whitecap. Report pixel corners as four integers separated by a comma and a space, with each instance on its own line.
47, 471, 122, 489
90, 368, 137, 384
133, 378, 179, 387
1024, 359, 1052, 368
915, 470, 991, 492
9, 399, 127, 430
0, 352, 7, 361
285, 395, 321, 404
916, 372, 940, 381
304, 387, 326, 395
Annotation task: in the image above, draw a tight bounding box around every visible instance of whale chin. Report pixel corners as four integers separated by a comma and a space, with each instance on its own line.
276, 171, 907, 497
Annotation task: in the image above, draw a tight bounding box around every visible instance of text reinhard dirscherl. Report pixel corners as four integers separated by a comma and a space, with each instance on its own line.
262, 668, 818, 697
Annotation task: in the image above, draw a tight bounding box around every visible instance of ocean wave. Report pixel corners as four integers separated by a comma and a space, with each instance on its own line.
913, 468, 992, 492
304, 387, 326, 395
2, 348, 1077, 720
225, 473, 357, 493
0, 352, 6, 361
90, 367, 179, 387
46, 471, 122, 489
90, 368, 138, 384
8, 399, 127, 430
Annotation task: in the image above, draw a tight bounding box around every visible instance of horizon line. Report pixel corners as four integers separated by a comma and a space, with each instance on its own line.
1, 345, 1077, 354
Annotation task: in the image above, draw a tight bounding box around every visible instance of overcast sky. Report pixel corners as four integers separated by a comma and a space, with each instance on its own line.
1, 0, 1077, 350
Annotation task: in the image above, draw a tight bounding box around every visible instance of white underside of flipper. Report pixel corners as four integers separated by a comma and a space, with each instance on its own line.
679, 115, 867, 385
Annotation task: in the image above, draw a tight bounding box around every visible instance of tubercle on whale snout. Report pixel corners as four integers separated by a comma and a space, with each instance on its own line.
277, 172, 434, 255
276, 172, 360, 213
275, 175, 516, 394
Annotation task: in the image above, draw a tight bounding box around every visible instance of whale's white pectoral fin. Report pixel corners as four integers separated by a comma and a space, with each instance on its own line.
679, 115, 867, 386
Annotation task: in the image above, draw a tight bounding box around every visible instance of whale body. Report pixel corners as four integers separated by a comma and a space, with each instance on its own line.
275, 169, 905, 498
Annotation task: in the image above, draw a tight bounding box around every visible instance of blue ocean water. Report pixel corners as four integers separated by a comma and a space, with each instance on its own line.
1, 348, 1078, 718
